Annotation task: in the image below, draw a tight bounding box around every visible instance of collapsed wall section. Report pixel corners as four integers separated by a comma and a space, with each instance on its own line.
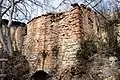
0, 20, 26, 53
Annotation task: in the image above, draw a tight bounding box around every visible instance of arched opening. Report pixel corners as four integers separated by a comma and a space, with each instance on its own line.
30, 70, 50, 80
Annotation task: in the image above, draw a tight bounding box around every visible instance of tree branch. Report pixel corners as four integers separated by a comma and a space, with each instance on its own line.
85, 0, 108, 21
2, 0, 22, 16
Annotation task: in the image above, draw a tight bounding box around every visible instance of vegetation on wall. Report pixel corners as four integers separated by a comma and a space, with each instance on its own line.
76, 39, 97, 61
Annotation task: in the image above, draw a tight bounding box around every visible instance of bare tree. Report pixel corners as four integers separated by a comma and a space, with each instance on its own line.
0, 0, 10, 55
0, 0, 53, 56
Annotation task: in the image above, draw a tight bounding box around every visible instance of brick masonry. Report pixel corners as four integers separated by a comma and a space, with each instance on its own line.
23, 5, 98, 74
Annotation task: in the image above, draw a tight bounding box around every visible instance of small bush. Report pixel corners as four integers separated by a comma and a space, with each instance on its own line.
76, 40, 97, 61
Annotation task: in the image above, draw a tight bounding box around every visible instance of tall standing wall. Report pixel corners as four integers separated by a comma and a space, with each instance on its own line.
23, 5, 98, 75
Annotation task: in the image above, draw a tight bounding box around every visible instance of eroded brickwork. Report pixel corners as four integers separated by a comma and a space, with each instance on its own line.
23, 5, 98, 74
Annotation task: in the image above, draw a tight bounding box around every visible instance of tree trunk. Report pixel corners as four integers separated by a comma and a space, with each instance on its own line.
6, 27, 13, 56
0, 27, 9, 52
6, 0, 14, 56
0, 0, 10, 54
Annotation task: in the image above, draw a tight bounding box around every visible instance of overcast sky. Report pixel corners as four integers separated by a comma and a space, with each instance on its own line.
29, 0, 84, 21
2, 0, 111, 23
31, 0, 109, 19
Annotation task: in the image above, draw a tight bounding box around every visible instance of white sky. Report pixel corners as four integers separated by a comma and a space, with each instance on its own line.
2, 0, 110, 23
30, 0, 108, 21
29, 0, 83, 22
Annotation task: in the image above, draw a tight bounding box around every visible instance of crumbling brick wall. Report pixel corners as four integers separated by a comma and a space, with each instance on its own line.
23, 4, 98, 74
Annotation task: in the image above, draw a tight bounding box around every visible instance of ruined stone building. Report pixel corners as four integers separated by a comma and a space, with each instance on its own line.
23, 4, 98, 76
1, 4, 120, 80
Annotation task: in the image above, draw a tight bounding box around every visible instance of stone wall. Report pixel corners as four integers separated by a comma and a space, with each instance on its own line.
0, 19, 26, 52
23, 4, 98, 74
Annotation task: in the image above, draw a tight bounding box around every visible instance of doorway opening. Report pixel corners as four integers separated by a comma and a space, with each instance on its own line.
31, 70, 50, 80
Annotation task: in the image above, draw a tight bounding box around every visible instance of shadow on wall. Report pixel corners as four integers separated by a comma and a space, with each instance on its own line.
30, 70, 50, 80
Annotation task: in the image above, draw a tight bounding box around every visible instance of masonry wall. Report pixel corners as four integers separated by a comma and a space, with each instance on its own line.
23, 5, 98, 74
0, 20, 26, 52
13, 25, 26, 52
